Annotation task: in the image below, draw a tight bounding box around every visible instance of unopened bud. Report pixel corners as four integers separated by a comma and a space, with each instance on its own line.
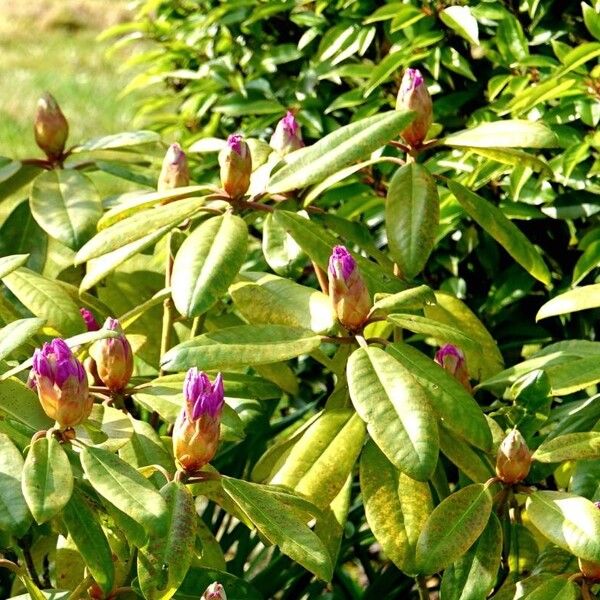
202, 582, 227, 600
219, 134, 252, 199
435, 344, 471, 392
579, 503, 600, 580
495, 429, 531, 484
328, 245, 371, 332
30, 339, 91, 429
173, 369, 224, 473
158, 143, 189, 192
269, 111, 304, 155
396, 68, 432, 148
89, 318, 133, 392
34, 93, 69, 159
80, 307, 100, 332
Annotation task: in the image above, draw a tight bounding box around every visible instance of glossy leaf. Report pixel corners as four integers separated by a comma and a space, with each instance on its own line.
0, 433, 31, 536
0, 378, 51, 430
171, 214, 248, 317
536, 284, 600, 320
0, 318, 45, 362
347, 346, 438, 481
371, 285, 436, 314
440, 5, 479, 45
73, 130, 160, 152
533, 432, 600, 463
525, 576, 580, 600
443, 120, 558, 148
0, 254, 29, 279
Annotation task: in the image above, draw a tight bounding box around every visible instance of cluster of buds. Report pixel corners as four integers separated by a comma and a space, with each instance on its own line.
396, 68, 432, 149
30, 339, 92, 429
495, 429, 532, 484
435, 344, 471, 392
158, 142, 190, 192
327, 245, 371, 332
579, 502, 600, 581
269, 111, 304, 155
173, 368, 224, 473
219, 134, 252, 199
34, 93, 69, 160
202, 582, 227, 600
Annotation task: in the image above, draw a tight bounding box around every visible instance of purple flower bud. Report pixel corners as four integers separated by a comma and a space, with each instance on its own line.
219, 135, 252, 199
31, 338, 91, 429
158, 142, 190, 193
495, 429, 531, 484
89, 318, 133, 392
34, 93, 69, 159
202, 582, 227, 600
435, 344, 471, 392
269, 111, 304, 155
174, 369, 224, 473
328, 245, 371, 332
80, 307, 100, 332
396, 68, 432, 148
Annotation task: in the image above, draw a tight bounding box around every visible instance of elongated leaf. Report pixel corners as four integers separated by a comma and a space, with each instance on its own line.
30, 170, 102, 250
347, 346, 438, 480
440, 6, 479, 45
267, 109, 414, 193
526, 491, 600, 562
22, 437, 73, 524
62, 489, 115, 595
0, 433, 31, 536
439, 425, 494, 483
360, 441, 432, 575
138, 482, 197, 600
221, 477, 332, 581
0, 254, 29, 279
175, 567, 262, 600
171, 214, 247, 317
469, 147, 552, 175
0, 378, 51, 430
387, 343, 491, 451
80, 445, 167, 533
0, 318, 45, 362
447, 180, 551, 285
161, 325, 322, 372
533, 432, 600, 463
371, 285, 436, 314
536, 284, 600, 320
570, 460, 600, 501
73, 130, 160, 152
415, 483, 492, 574
75, 196, 206, 263
525, 576, 579, 600
440, 513, 502, 600
444, 120, 558, 148
385, 163, 439, 280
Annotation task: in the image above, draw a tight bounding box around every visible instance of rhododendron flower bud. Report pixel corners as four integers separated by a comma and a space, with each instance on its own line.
396, 68, 432, 148
31, 339, 91, 428
579, 503, 600, 581
328, 245, 371, 332
158, 142, 190, 192
173, 369, 224, 473
80, 307, 100, 332
495, 429, 531, 484
269, 111, 304, 155
435, 344, 471, 392
89, 318, 133, 392
202, 582, 227, 600
34, 92, 69, 159
219, 134, 251, 199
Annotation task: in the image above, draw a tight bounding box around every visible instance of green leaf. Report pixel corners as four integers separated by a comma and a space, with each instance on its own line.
161, 325, 322, 372
363, 51, 408, 98
385, 163, 439, 280
0, 433, 31, 536
526, 491, 600, 562
387, 343, 491, 451
262, 212, 306, 277
582, 3, 600, 41
444, 120, 558, 149
62, 489, 115, 595
0, 203, 47, 273
30, 170, 102, 250
447, 180, 551, 285
80, 445, 167, 533
525, 576, 580, 600
440, 513, 502, 600
75, 196, 206, 264
222, 477, 332, 580
175, 567, 262, 600
22, 437, 73, 524
267, 408, 366, 509
1, 268, 84, 337
230, 272, 335, 334
468, 147, 552, 175
415, 483, 493, 574
439, 425, 494, 483
138, 482, 197, 600
0, 254, 29, 279
73, 130, 160, 152
440, 6, 479, 45
371, 286, 436, 314
0, 318, 45, 362
171, 214, 248, 318
267, 110, 415, 193
347, 346, 438, 481
360, 441, 432, 575
547, 356, 600, 395
536, 284, 600, 320
573, 240, 600, 285
0, 378, 51, 430
533, 433, 600, 463
555, 41, 600, 76
570, 460, 600, 501
74, 404, 134, 452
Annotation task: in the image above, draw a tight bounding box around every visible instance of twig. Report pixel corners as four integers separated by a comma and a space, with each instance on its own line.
416, 575, 430, 600
313, 261, 329, 294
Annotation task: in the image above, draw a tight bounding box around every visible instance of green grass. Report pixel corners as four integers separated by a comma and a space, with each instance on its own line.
0, 0, 140, 159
